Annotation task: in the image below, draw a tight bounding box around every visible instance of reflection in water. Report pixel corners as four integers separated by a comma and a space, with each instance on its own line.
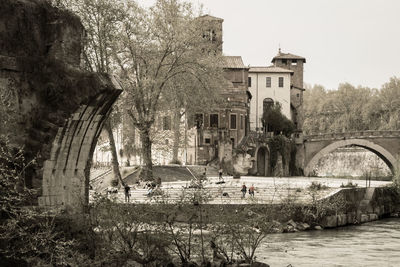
258, 218, 400, 267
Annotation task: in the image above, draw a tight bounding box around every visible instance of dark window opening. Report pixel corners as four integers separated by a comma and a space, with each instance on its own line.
205, 138, 211, 144
240, 115, 244, 129
165, 139, 169, 145
282, 59, 287, 64
248, 77, 252, 87
291, 59, 297, 65
230, 114, 237, 129
231, 138, 235, 149
195, 113, 203, 129
163, 116, 171, 130
297, 93, 300, 97
210, 114, 219, 128
266, 77, 271, 87
279, 77, 284, 87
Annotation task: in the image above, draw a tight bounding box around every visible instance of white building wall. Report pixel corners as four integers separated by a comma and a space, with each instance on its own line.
248, 72, 291, 131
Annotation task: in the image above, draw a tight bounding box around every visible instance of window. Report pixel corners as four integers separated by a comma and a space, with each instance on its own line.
230, 114, 237, 129
297, 93, 300, 98
291, 60, 297, 65
205, 138, 211, 144
163, 116, 171, 130
282, 59, 287, 64
195, 113, 203, 128
240, 115, 244, 129
210, 114, 219, 128
279, 77, 284, 87
248, 76, 252, 87
266, 77, 271, 87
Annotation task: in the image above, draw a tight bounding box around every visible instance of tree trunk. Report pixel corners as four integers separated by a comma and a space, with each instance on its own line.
104, 119, 124, 187
172, 109, 182, 164
139, 127, 153, 180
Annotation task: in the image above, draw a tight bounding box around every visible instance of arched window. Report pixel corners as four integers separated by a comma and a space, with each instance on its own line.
263, 98, 274, 113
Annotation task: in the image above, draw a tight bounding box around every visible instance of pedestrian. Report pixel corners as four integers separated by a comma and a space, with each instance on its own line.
124, 184, 131, 203
218, 168, 223, 181
249, 184, 255, 197
241, 183, 247, 198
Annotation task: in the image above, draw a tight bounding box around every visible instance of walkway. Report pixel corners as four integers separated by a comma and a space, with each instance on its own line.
91, 176, 392, 205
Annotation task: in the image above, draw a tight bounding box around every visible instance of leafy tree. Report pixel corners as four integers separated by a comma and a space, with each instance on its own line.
113, 0, 222, 179
261, 102, 295, 137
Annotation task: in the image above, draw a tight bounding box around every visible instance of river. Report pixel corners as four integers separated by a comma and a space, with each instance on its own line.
257, 218, 400, 267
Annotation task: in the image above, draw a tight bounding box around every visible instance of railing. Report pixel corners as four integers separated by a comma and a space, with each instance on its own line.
304, 130, 400, 141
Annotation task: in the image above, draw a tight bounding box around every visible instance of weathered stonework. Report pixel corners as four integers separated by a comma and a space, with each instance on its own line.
0, 0, 122, 209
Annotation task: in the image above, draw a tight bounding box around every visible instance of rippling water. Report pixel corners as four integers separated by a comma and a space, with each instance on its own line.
257, 218, 400, 267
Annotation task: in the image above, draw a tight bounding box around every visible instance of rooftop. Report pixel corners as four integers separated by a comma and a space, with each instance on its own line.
197, 14, 224, 22
271, 49, 306, 63
223, 56, 248, 69
249, 65, 294, 73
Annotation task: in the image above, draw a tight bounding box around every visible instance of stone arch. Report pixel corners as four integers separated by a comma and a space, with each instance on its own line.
304, 139, 396, 176
39, 81, 122, 210
255, 146, 270, 176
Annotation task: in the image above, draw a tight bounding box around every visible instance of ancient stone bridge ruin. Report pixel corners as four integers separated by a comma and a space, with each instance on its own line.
299, 130, 400, 176
0, 0, 121, 209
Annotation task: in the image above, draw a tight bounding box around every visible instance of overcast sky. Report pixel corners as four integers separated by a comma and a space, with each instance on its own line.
138, 0, 400, 90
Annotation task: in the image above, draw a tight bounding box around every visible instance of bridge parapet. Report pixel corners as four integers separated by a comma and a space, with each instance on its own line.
304, 130, 400, 141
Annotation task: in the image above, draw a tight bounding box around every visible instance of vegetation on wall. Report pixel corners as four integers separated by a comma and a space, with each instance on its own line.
261, 102, 295, 137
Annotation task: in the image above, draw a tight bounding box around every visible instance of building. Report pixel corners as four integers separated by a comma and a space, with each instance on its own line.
271, 50, 306, 131
248, 66, 293, 131
248, 49, 306, 133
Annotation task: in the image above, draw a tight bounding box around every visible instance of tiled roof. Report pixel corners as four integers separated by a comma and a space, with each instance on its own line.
272, 51, 306, 63
249, 66, 294, 73
197, 14, 224, 21
223, 56, 247, 69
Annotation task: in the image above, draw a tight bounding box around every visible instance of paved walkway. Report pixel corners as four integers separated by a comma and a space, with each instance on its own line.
91, 176, 391, 205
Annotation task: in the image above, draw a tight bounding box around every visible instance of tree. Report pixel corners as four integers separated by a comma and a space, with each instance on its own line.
113, 0, 223, 179
261, 102, 295, 137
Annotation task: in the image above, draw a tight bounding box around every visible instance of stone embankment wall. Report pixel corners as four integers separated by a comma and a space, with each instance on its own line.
320, 187, 400, 228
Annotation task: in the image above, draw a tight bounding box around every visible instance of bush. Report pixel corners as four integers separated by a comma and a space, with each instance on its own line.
308, 181, 328, 191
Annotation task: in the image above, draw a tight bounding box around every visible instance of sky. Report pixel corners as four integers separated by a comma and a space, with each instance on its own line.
138, 0, 400, 90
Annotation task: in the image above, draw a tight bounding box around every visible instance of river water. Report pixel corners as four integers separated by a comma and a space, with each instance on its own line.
257, 218, 400, 267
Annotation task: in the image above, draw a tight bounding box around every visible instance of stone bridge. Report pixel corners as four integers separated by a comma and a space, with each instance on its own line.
299, 130, 400, 176
0, 0, 121, 210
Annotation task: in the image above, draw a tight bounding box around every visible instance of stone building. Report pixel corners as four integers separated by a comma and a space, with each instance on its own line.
271, 50, 306, 131
248, 66, 293, 131
248, 49, 306, 133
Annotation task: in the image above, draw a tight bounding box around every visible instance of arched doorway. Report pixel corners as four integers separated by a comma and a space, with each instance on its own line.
257, 146, 269, 176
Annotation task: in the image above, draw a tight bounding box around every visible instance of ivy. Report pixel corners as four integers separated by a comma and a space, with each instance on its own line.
268, 135, 295, 171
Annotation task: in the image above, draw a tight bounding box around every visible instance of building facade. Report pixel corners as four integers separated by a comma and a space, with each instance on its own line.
248, 66, 293, 131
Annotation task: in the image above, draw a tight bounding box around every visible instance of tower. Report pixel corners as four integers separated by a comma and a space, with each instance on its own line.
271, 49, 306, 132
197, 14, 223, 55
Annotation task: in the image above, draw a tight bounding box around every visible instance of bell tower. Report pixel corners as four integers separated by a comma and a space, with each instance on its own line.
197, 14, 223, 55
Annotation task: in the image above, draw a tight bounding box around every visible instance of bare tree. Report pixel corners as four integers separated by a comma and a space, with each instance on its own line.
113, 0, 223, 179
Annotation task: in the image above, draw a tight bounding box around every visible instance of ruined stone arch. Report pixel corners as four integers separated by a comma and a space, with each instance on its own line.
304, 139, 396, 176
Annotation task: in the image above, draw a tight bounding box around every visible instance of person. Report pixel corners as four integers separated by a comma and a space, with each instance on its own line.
218, 168, 223, 181
124, 184, 131, 203
249, 184, 255, 197
241, 183, 247, 198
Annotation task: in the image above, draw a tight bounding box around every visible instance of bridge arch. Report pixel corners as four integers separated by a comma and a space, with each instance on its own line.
304, 139, 396, 176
